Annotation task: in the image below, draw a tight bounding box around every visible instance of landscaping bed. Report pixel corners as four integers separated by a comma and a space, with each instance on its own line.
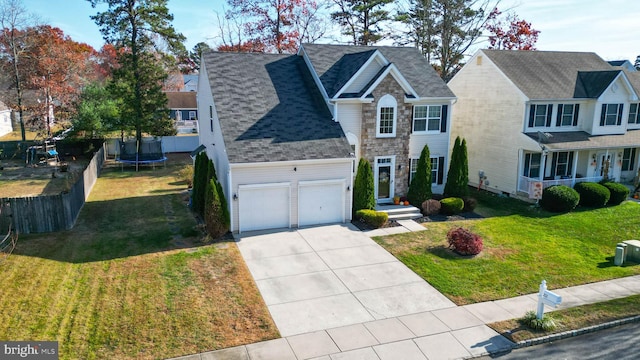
0, 154, 278, 359
374, 190, 640, 305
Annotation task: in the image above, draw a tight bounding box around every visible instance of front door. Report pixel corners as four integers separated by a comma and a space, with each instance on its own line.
597, 152, 612, 178
375, 156, 395, 203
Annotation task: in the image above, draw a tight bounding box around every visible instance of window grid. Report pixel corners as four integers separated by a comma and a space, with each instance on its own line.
379, 107, 395, 134
555, 152, 570, 177
560, 104, 575, 126
413, 105, 442, 132
603, 104, 621, 126
523, 153, 541, 178
533, 105, 548, 127
410, 158, 438, 184
629, 104, 640, 124
622, 148, 636, 171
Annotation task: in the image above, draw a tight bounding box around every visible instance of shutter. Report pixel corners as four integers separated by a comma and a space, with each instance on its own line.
545, 104, 553, 127
440, 105, 448, 133
411, 107, 414, 133
600, 104, 606, 126
568, 152, 574, 176
556, 104, 563, 126
573, 104, 580, 126
529, 105, 535, 127
550, 153, 557, 178
438, 157, 445, 184
617, 104, 624, 125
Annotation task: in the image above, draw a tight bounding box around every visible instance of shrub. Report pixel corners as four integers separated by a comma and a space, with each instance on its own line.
216, 181, 230, 229
355, 209, 388, 228
191, 152, 207, 215
447, 227, 483, 256
440, 197, 464, 215
520, 311, 557, 331
462, 197, 477, 212
421, 199, 441, 215
407, 145, 432, 206
574, 182, 610, 207
177, 165, 194, 187
602, 182, 629, 205
204, 179, 228, 238
353, 158, 375, 215
444, 136, 470, 198
540, 185, 579, 212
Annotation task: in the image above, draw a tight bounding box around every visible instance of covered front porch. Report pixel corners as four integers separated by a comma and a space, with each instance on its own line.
518, 147, 639, 198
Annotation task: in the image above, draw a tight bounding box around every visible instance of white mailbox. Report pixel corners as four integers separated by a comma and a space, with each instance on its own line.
537, 280, 562, 319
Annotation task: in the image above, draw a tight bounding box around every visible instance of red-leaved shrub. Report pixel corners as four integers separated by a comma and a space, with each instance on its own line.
447, 227, 483, 256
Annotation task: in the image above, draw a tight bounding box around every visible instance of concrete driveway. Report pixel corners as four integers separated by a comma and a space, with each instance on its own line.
235, 223, 456, 337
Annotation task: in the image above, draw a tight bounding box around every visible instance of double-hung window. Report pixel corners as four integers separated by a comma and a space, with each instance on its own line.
523, 152, 541, 178
600, 104, 623, 126
556, 104, 579, 127
528, 104, 553, 128
553, 151, 573, 178
410, 157, 444, 185
622, 148, 637, 171
628, 104, 640, 124
413, 105, 442, 133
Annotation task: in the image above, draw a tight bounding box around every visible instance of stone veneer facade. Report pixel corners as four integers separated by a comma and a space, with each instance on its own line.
361, 75, 412, 199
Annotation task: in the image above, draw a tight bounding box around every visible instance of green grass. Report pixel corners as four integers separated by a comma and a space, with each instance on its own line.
375, 191, 640, 304
490, 295, 640, 342
0, 155, 278, 360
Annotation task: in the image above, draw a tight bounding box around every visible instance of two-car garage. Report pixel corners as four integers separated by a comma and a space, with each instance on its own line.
236, 174, 349, 233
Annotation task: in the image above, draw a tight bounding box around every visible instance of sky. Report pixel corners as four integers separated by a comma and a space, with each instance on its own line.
20, 0, 640, 62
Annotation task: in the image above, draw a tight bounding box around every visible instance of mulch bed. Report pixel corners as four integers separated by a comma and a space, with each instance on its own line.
351, 218, 401, 231
415, 211, 484, 223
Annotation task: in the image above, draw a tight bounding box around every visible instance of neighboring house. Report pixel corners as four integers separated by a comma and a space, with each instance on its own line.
0, 101, 12, 137
198, 44, 455, 232
608, 60, 636, 72
166, 92, 198, 134
449, 49, 640, 199
183, 74, 198, 92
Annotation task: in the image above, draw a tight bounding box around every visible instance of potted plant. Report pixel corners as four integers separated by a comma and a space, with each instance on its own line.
393, 196, 400, 205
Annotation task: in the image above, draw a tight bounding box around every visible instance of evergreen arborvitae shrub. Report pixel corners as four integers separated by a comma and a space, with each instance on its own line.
216, 181, 230, 229
440, 197, 464, 215
444, 136, 470, 198
447, 227, 483, 256
540, 185, 579, 212
574, 182, 610, 208
191, 152, 205, 214
407, 145, 432, 206
353, 158, 375, 215
355, 209, 388, 228
602, 182, 629, 205
204, 179, 227, 238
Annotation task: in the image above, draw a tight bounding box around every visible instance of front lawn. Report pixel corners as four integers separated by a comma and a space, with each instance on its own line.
374, 191, 640, 305
0, 155, 278, 360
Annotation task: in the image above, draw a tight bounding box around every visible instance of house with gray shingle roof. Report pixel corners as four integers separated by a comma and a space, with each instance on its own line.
198, 44, 456, 232
449, 49, 640, 198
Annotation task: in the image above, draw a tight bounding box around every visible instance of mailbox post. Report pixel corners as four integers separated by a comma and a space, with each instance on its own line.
537, 280, 562, 319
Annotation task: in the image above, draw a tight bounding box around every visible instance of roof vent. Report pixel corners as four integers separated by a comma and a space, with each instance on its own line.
476, 56, 482, 65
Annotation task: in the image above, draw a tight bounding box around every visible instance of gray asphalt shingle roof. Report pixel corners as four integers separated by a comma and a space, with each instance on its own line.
482, 50, 618, 99
302, 43, 454, 99
525, 130, 640, 150
202, 51, 352, 164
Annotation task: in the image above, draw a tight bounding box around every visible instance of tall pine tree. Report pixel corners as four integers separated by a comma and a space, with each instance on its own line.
353, 158, 376, 215
444, 136, 469, 197
331, 0, 393, 45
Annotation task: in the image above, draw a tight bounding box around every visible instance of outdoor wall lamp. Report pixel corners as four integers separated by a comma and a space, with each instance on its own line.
398, 164, 402, 170
347, 186, 351, 192
293, 167, 297, 171
233, 193, 238, 201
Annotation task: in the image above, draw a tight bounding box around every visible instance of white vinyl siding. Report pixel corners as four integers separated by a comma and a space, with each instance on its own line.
343, 59, 384, 94
336, 103, 362, 140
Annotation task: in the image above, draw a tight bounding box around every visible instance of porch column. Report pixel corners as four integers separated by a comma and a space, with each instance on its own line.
571, 150, 579, 187
540, 150, 548, 180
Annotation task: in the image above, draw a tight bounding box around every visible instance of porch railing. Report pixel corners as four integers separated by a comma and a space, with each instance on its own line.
518, 176, 604, 195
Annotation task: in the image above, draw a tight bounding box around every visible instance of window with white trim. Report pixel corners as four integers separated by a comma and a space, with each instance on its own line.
409, 157, 441, 184
600, 103, 623, 126
622, 148, 636, 171
528, 104, 552, 127
556, 104, 579, 127
413, 105, 442, 133
376, 94, 397, 137
628, 104, 640, 124
554, 151, 572, 177
189, 111, 197, 120
523, 152, 541, 178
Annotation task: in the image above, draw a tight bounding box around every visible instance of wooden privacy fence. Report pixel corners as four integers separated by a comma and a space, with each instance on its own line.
1, 145, 106, 234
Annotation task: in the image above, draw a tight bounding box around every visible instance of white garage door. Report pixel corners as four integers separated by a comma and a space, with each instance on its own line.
238, 183, 290, 232
298, 180, 345, 227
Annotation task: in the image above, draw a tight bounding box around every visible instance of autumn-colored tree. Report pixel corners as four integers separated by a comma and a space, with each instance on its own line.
224, 0, 320, 53
0, 0, 36, 141
89, 0, 185, 142
94, 44, 120, 81
485, 7, 540, 50
331, 0, 393, 46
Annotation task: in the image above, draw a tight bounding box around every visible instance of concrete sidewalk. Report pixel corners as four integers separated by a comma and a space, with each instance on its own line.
169, 223, 640, 360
